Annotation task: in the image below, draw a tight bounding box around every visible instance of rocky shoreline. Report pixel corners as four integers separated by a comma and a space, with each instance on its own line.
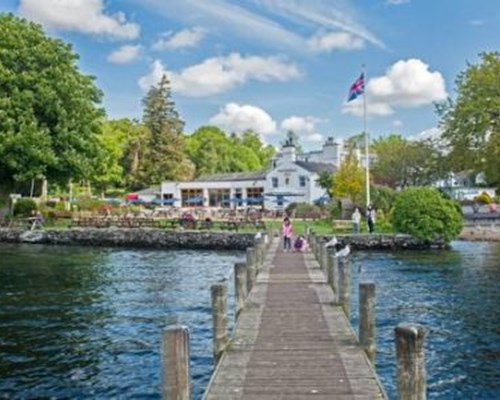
0, 228, 449, 250
458, 226, 500, 242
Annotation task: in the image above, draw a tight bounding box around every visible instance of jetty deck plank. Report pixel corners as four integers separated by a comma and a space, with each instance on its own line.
204, 240, 386, 399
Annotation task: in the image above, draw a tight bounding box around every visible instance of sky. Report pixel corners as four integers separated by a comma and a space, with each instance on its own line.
1, 0, 499, 150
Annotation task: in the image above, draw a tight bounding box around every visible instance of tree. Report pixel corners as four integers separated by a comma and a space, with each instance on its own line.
317, 171, 335, 198
392, 187, 462, 243
0, 14, 104, 190
332, 150, 365, 205
371, 134, 446, 188
436, 52, 500, 188
139, 75, 194, 186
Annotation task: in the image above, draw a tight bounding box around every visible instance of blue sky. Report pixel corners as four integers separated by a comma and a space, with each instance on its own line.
2, 0, 499, 150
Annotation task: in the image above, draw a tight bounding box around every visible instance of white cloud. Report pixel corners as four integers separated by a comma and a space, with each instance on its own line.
153, 27, 205, 51
409, 127, 442, 142
19, 0, 140, 40
138, 53, 302, 96
209, 103, 277, 135
281, 116, 324, 143
137, 0, 383, 51
308, 31, 365, 52
343, 59, 448, 116
107, 45, 142, 64
392, 119, 404, 128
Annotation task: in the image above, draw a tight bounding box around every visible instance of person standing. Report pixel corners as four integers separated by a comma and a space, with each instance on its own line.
351, 208, 361, 234
282, 217, 293, 251
366, 204, 376, 233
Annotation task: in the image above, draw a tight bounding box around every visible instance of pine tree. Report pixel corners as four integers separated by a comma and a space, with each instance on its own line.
140, 75, 194, 186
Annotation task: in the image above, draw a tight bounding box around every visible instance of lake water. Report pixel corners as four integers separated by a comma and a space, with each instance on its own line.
0, 241, 498, 399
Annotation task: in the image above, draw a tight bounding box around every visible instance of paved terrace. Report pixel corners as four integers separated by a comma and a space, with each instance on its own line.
203, 239, 386, 399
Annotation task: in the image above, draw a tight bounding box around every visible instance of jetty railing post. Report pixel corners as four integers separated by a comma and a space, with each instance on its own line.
359, 282, 376, 364
327, 253, 338, 301
211, 282, 228, 365
320, 242, 327, 272
257, 241, 265, 271
162, 325, 190, 400
246, 247, 257, 294
337, 256, 351, 319
234, 262, 247, 320
315, 237, 321, 261
395, 324, 427, 400
309, 232, 315, 255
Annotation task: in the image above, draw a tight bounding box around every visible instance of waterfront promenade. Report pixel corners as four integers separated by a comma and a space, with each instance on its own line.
203, 238, 386, 399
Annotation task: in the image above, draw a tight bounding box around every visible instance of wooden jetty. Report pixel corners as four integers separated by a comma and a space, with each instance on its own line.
202, 238, 387, 399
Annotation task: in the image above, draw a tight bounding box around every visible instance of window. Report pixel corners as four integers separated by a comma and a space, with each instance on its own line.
285, 177, 290, 186
299, 176, 307, 187
247, 187, 264, 205
272, 177, 278, 188
181, 189, 203, 207
208, 189, 230, 208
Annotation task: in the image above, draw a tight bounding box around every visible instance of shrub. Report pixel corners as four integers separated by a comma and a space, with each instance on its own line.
474, 192, 492, 204
371, 185, 397, 213
286, 203, 323, 218
13, 198, 37, 216
392, 187, 462, 243
74, 196, 104, 212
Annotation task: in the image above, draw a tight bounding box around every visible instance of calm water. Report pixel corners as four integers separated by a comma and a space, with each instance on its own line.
0, 244, 240, 399
0, 242, 499, 399
351, 241, 500, 399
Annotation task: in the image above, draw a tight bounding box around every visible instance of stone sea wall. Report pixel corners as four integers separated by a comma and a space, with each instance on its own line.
0, 228, 445, 250
0, 228, 256, 250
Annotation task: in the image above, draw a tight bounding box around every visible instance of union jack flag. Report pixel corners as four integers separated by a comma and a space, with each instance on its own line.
347, 73, 365, 102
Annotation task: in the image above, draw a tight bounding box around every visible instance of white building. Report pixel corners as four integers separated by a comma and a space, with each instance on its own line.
159, 140, 336, 210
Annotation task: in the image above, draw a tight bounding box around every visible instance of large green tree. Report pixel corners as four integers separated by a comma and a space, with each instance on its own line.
332, 150, 365, 205
371, 134, 446, 188
139, 75, 194, 186
0, 14, 104, 190
437, 52, 500, 188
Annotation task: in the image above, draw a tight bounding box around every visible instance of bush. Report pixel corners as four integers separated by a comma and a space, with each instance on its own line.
474, 192, 492, 204
371, 185, 397, 213
392, 187, 462, 243
13, 198, 37, 216
74, 196, 104, 212
286, 203, 323, 218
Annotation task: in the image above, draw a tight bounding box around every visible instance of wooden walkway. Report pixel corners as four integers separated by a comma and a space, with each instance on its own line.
204, 239, 386, 399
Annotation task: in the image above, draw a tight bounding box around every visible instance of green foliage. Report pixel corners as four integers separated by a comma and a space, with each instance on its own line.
332, 150, 365, 204
370, 185, 397, 213
437, 52, 500, 188
392, 187, 463, 243
285, 203, 323, 218
139, 75, 194, 186
185, 127, 275, 177
371, 134, 447, 188
317, 171, 334, 198
474, 192, 492, 204
13, 198, 37, 216
74, 196, 104, 212
0, 14, 104, 187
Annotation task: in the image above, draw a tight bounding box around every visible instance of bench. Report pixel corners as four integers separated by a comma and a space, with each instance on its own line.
332, 219, 352, 230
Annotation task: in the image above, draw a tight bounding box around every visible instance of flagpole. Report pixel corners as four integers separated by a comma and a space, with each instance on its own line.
362, 64, 370, 207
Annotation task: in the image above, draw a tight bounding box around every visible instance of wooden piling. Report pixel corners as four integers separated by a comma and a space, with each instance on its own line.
234, 262, 247, 320
161, 325, 190, 400
395, 324, 427, 400
327, 253, 338, 302
320, 242, 327, 272
359, 282, 376, 364
337, 256, 351, 318
246, 247, 257, 293
211, 283, 228, 365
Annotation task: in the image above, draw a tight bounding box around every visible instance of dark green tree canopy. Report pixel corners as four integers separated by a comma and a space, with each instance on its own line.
0, 13, 104, 187
437, 52, 500, 188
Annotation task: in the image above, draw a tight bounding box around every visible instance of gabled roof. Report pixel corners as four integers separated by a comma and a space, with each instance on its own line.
294, 161, 337, 174
195, 170, 268, 182
136, 186, 160, 195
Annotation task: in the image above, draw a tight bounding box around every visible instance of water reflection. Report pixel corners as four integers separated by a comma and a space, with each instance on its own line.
0, 244, 240, 399
350, 241, 500, 399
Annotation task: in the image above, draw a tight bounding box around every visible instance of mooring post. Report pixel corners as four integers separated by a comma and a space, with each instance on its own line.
320, 242, 328, 272
337, 256, 351, 318
327, 253, 338, 300
234, 262, 247, 320
162, 325, 190, 400
395, 324, 427, 400
309, 232, 315, 254
359, 282, 376, 364
211, 282, 228, 365
246, 247, 257, 294
315, 236, 321, 262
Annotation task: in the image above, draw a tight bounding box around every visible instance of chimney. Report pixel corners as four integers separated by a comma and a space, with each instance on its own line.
281, 140, 296, 163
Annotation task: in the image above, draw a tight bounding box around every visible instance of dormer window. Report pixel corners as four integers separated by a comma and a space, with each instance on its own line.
272, 177, 278, 188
